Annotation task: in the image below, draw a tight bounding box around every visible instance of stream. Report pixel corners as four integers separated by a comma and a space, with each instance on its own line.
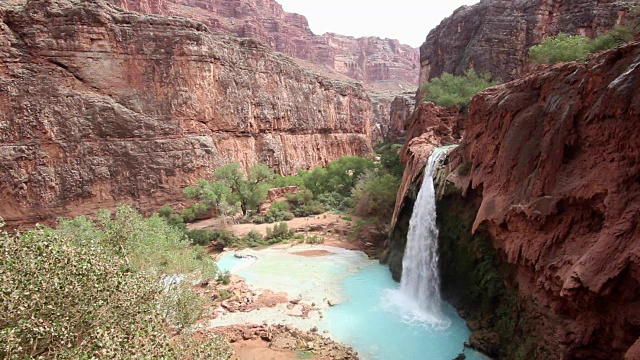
214, 245, 487, 360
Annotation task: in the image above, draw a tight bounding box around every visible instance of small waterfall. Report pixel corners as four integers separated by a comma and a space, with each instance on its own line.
399, 146, 452, 318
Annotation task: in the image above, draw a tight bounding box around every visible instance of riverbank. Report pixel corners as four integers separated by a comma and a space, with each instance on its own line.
189, 212, 384, 257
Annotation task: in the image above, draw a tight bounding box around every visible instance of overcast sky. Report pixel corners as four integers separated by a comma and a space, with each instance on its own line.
277, 0, 480, 47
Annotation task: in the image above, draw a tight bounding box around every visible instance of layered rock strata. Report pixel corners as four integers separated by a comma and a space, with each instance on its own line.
108, 0, 419, 91
0, 0, 373, 227
419, 0, 632, 85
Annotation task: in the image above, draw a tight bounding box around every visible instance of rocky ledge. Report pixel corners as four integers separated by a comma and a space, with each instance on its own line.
210, 323, 358, 359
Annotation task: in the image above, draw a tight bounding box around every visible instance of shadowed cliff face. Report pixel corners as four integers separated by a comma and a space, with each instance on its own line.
107, 0, 419, 91
0, 0, 374, 228
419, 0, 631, 86
460, 41, 640, 359
392, 41, 640, 359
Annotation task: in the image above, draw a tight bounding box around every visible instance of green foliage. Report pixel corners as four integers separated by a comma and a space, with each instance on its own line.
352, 171, 401, 222
304, 235, 325, 244
529, 33, 592, 64
285, 189, 326, 217
422, 69, 496, 108
243, 230, 264, 243
286, 189, 314, 207
0, 208, 231, 359
158, 205, 175, 218
94, 206, 218, 280
316, 192, 345, 212
296, 201, 325, 217
300, 157, 376, 197
265, 201, 295, 223
160, 283, 206, 332
589, 26, 634, 52
217, 289, 233, 301
378, 143, 404, 178
187, 229, 239, 247
264, 222, 296, 243
216, 270, 232, 285
271, 174, 306, 188
214, 163, 275, 215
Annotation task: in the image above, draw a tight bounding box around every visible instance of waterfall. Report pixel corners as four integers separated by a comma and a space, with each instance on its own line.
398, 146, 452, 318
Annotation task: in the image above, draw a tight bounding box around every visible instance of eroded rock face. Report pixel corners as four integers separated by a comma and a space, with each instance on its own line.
387, 92, 416, 143
383, 102, 463, 281
0, 0, 373, 228
108, 0, 419, 91
389, 103, 463, 230
419, 0, 631, 85
391, 40, 640, 359
457, 41, 640, 359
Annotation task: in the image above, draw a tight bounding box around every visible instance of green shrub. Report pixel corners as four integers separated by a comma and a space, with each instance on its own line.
264, 222, 296, 243
188, 229, 239, 247
589, 26, 634, 52
217, 289, 233, 301
297, 201, 325, 217
0, 209, 231, 359
158, 205, 175, 218
300, 157, 376, 197
187, 229, 217, 246
422, 69, 496, 109
286, 189, 314, 207
352, 171, 400, 222
241, 230, 265, 247
378, 143, 404, 178
529, 33, 592, 64
160, 283, 206, 333
216, 270, 232, 285
305, 235, 325, 244
265, 201, 295, 223
317, 192, 344, 211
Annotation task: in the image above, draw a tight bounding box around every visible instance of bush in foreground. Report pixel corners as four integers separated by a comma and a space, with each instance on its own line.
0, 207, 232, 359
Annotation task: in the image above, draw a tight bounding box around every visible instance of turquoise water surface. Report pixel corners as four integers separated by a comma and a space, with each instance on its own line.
215, 246, 487, 360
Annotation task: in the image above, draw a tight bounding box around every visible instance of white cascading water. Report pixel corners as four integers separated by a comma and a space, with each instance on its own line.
383, 146, 454, 328
399, 147, 452, 317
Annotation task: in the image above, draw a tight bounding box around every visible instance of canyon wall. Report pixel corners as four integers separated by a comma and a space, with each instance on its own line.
391, 41, 640, 358
419, 0, 632, 86
108, 0, 419, 91
0, 0, 373, 228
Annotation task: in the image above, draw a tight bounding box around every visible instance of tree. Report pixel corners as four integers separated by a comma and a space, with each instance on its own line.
351, 171, 400, 223
422, 69, 496, 109
528, 33, 592, 64
301, 157, 377, 197
214, 163, 275, 216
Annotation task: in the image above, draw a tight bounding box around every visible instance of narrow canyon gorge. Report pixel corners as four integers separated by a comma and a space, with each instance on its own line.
1, 0, 639, 359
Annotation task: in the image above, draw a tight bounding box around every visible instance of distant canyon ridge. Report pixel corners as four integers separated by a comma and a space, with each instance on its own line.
108, 0, 420, 93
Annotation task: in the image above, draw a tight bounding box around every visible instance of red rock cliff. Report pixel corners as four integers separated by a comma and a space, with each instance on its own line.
458, 40, 640, 359
419, 0, 632, 85
393, 41, 640, 358
108, 0, 419, 91
0, 0, 373, 228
